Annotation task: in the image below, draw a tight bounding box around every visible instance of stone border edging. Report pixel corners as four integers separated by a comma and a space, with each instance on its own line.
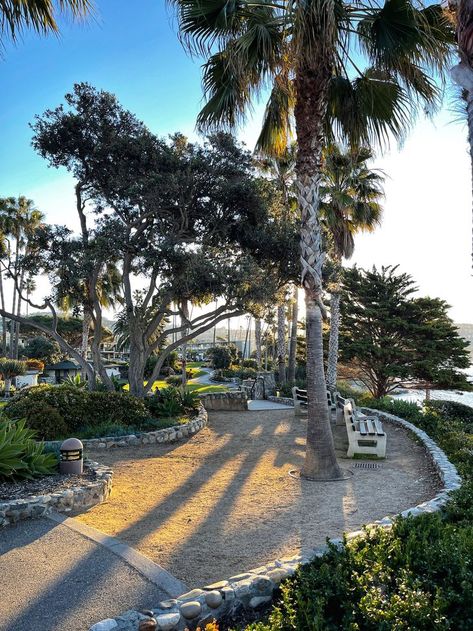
89, 409, 462, 631
0, 459, 113, 528
44, 404, 208, 451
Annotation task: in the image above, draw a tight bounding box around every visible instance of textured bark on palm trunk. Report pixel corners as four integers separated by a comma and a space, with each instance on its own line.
255, 318, 262, 370
287, 286, 298, 383
326, 291, 341, 393
451, 61, 473, 267
295, 60, 343, 480
277, 304, 286, 384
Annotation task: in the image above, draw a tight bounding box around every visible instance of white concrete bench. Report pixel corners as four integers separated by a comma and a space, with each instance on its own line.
292, 387, 337, 417
343, 399, 386, 458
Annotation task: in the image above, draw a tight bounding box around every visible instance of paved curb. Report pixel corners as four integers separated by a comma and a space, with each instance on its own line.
90, 409, 461, 631
48, 512, 187, 598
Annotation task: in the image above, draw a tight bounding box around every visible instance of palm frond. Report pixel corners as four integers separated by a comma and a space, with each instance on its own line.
255, 72, 294, 156
0, 0, 92, 42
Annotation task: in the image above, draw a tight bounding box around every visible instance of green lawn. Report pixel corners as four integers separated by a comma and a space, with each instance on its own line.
123, 380, 227, 394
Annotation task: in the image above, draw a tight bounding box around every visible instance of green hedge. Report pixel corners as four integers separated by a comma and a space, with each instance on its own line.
3, 385, 150, 440
244, 398, 473, 631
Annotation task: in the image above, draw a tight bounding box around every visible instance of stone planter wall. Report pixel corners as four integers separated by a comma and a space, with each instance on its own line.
199, 391, 248, 411
0, 460, 113, 528
44, 405, 208, 451
90, 410, 461, 631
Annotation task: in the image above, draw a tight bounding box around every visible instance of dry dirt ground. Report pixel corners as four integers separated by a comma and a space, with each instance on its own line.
77, 409, 441, 588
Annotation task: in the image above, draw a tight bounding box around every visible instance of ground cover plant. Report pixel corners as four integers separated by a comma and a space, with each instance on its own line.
238, 398, 473, 630
2, 384, 202, 440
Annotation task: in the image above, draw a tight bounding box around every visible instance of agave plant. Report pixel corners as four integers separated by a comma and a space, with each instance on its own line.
0, 419, 57, 480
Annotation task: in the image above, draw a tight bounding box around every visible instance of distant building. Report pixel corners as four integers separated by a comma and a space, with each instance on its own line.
16, 371, 40, 389
42, 360, 81, 384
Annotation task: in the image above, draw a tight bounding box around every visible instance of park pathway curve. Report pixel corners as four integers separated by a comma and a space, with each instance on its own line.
0, 515, 182, 631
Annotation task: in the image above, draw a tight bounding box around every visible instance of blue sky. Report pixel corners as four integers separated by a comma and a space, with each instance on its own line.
0, 0, 472, 323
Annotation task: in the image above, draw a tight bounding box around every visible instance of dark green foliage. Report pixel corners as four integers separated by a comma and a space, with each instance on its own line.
4, 385, 149, 435
23, 336, 61, 364
241, 359, 258, 369
279, 379, 307, 398
207, 346, 236, 369
0, 420, 58, 480
146, 387, 198, 418
426, 400, 473, 429
19, 400, 69, 440
339, 266, 471, 398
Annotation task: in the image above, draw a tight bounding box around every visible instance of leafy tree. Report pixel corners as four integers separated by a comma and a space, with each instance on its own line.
207, 345, 238, 369
0, 358, 26, 396
0, 0, 92, 44
171, 0, 454, 479
23, 336, 61, 365
339, 266, 471, 398
27, 84, 297, 397
321, 145, 384, 393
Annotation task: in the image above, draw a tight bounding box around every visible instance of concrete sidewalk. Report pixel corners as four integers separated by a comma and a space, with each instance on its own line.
0, 517, 174, 631
248, 399, 293, 411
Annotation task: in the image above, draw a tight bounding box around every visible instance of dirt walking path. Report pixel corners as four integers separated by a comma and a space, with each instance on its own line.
78, 409, 441, 588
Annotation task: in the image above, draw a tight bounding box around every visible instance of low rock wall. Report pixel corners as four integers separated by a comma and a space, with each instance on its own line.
267, 395, 294, 406
200, 391, 248, 411
90, 409, 461, 631
44, 405, 208, 451
0, 460, 113, 528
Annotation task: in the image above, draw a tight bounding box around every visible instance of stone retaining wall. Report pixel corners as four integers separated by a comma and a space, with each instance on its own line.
0, 460, 113, 528
199, 391, 248, 411
44, 405, 208, 451
267, 395, 294, 406
90, 409, 461, 631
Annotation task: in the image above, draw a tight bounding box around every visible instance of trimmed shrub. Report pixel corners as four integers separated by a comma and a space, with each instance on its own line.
20, 401, 68, 440
4, 385, 149, 436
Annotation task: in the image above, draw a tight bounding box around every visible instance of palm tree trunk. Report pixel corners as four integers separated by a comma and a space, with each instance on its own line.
295, 59, 342, 480
0, 271, 7, 355
451, 61, 473, 268
277, 304, 286, 384
255, 318, 262, 370
287, 286, 298, 383
326, 291, 341, 393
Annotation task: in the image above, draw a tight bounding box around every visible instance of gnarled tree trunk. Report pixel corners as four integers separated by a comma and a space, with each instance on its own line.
295, 58, 342, 480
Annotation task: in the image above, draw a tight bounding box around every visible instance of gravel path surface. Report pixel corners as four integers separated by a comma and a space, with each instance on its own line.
79, 409, 441, 588
0, 518, 167, 631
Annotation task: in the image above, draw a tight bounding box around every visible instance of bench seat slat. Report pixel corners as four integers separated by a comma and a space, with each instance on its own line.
374, 419, 385, 436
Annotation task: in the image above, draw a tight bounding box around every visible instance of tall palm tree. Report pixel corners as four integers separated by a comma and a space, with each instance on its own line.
0, 197, 44, 359
0, 0, 92, 43
172, 0, 453, 479
257, 145, 297, 385
449, 0, 473, 268
321, 144, 384, 393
